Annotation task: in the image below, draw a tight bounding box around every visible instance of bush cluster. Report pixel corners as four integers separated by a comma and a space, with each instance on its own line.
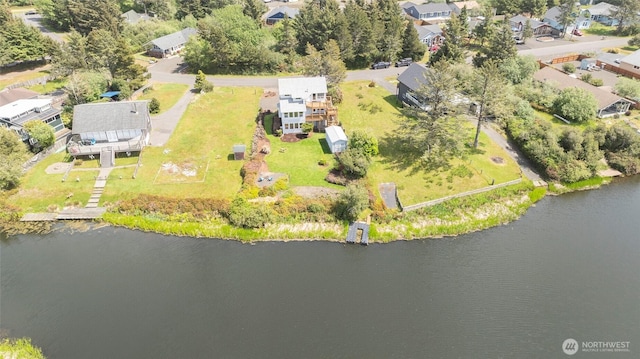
117, 194, 230, 219
602, 124, 640, 175
506, 118, 602, 183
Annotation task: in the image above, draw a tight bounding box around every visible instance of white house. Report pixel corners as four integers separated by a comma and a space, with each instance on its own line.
325, 126, 348, 154
277, 77, 337, 135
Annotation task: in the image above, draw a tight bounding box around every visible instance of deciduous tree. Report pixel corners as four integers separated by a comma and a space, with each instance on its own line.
609, 0, 640, 35
24, 120, 55, 150
553, 87, 598, 123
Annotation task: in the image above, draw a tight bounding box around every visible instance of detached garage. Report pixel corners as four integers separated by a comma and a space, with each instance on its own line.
325, 126, 348, 154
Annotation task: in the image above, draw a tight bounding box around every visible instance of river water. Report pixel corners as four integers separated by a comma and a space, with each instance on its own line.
1, 178, 639, 358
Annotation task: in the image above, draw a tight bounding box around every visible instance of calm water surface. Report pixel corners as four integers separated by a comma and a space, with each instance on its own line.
1, 178, 639, 358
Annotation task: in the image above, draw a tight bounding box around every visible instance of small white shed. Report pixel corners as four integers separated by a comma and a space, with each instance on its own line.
325, 126, 348, 154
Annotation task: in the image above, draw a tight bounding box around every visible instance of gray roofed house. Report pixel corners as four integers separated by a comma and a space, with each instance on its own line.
534, 66, 632, 118
509, 15, 554, 36
147, 28, 197, 58
584, 2, 619, 26
397, 63, 430, 109
263, 6, 300, 25
402, 2, 452, 23
448, 1, 481, 15
619, 50, 640, 77
544, 6, 591, 32
414, 23, 443, 48
122, 9, 150, 24
69, 101, 152, 156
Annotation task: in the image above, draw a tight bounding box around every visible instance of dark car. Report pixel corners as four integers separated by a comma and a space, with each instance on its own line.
395, 58, 413, 67
371, 61, 391, 70
25, 10, 37, 15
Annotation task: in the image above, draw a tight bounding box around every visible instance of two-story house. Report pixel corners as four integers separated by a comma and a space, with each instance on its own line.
277, 77, 337, 135
0, 97, 64, 148
584, 2, 618, 26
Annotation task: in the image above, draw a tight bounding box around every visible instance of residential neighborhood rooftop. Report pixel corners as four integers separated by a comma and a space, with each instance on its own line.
0, 88, 39, 107
587, 2, 616, 16
72, 101, 150, 134
621, 50, 640, 67
397, 63, 429, 92
0, 98, 51, 120
278, 77, 327, 99
150, 28, 197, 51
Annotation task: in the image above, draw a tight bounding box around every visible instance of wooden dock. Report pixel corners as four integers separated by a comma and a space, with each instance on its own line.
346, 222, 369, 245
21, 207, 106, 221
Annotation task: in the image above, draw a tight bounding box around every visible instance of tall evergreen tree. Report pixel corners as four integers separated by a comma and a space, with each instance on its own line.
67, 0, 123, 37
294, 0, 343, 54
523, 0, 547, 18
371, 0, 404, 61
242, 0, 267, 23
472, 7, 495, 47
273, 16, 298, 65
473, 21, 517, 67
430, 13, 465, 65
492, 0, 523, 15
342, 0, 376, 67
35, 0, 72, 31
469, 60, 508, 148
556, 0, 577, 37
400, 21, 426, 61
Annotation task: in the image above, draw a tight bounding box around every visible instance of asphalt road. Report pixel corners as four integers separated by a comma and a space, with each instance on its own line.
16, 12, 65, 43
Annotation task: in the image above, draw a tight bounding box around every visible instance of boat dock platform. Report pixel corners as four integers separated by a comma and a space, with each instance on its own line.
21, 207, 106, 221
346, 222, 369, 245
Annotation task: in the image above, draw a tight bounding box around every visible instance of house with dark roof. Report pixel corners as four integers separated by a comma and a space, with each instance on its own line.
397, 63, 430, 109
263, 6, 299, 25
68, 101, 151, 156
534, 66, 632, 118
402, 2, 452, 23
277, 77, 337, 134
121, 9, 150, 25
509, 15, 555, 36
147, 28, 197, 58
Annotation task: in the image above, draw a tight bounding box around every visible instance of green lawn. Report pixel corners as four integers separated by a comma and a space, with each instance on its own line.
27, 78, 68, 94
264, 115, 342, 188
339, 81, 521, 205
583, 22, 617, 37
100, 86, 261, 202
137, 82, 190, 114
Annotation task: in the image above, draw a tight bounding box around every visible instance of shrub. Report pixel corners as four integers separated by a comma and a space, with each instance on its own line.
553, 87, 598, 123
149, 97, 160, 114
24, 120, 55, 150
562, 63, 575, 73
580, 73, 592, 83
194, 70, 214, 93
590, 78, 603, 87
334, 183, 369, 221
228, 197, 273, 228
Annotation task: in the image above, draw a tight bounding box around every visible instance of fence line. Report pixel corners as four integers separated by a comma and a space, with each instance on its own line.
7, 75, 54, 90
401, 178, 523, 212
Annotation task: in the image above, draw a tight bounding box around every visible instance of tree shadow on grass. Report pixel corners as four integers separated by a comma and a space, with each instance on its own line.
318, 138, 331, 154
263, 114, 274, 136
377, 130, 426, 176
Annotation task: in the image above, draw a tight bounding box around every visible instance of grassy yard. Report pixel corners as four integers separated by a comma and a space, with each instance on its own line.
263, 115, 342, 188
584, 22, 618, 37
0, 70, 50, 90
11, 87, 262, 210
137, 82, 190, 114
27, 77, 68, 94
339, 81, 521, 205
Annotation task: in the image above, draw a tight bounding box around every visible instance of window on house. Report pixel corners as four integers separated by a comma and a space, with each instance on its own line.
284, 113, 289, 118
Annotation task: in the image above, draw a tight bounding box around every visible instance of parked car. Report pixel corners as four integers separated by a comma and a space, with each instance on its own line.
572, 29, 583, 36
512, 36, 525, 44
395, 58, 413, 67
371, 61, 391, 69
25, 10, 37, 15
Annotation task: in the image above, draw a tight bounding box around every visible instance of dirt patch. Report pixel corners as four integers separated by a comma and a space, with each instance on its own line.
45, 162, 72, 174
490, 156, 505, 165
281, 133, 312, 143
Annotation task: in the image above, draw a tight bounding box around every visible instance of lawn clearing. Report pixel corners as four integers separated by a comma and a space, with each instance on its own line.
101, 87, 261, 201
137, 82, 189, 114
263, 114, 341, 188
339, 81, 521, 205
27, 77, 68, 94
